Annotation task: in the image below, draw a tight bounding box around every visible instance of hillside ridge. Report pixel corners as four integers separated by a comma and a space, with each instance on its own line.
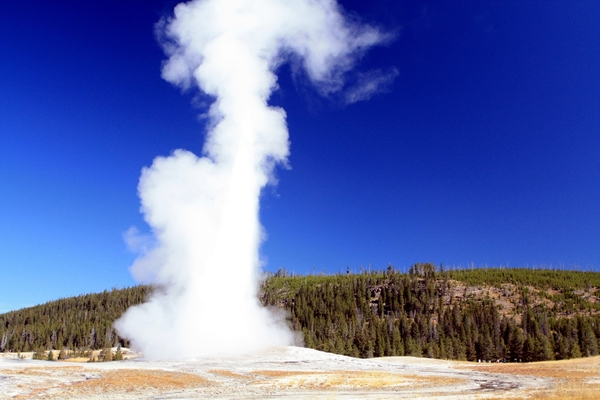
1, 265, 599, 363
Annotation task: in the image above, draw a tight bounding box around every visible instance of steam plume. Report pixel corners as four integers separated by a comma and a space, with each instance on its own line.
115, 0, 391, 360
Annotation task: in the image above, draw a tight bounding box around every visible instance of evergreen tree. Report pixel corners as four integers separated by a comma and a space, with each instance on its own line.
465, 338, 477, 361
32, 348, 45, 360
556, 336, 569, 360
570, 342, 582, 358
579, 319, 599, 357
99, 347, 113, 362
522, 336, 535, 362
508, 327, 524, 361
478, 327, 494, 361
115, 345, 124, 361
533, 335, 554, 361
3, 267, 600, 364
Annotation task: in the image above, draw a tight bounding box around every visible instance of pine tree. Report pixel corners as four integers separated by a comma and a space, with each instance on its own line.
465, 338, 477, 361
556, 336, 569, 360
32, 348, 45, 360
58, 348, 68, 360
533, 335, 553, 361
405, 338, 422, 357
508, 326, 524, 361
570, 342, 582, 358
579, 320, 598, 357
522, 336, 535, 362
478, 328, 494, 361
100, 347, 113, 362
391, 326, 402, 356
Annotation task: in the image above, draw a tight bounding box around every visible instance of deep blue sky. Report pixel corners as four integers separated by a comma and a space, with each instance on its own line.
1, 0, 599, 312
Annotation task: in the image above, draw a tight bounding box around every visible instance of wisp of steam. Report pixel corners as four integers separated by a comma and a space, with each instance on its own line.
115, 0, 393, 360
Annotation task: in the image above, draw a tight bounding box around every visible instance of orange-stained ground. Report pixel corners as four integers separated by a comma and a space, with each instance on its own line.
1, 347, 598, 399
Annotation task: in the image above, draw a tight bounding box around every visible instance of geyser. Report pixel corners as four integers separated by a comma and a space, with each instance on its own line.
115, 0, 392, 360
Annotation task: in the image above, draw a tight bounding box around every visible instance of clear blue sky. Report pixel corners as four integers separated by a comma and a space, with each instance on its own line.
1, 0, 599, 312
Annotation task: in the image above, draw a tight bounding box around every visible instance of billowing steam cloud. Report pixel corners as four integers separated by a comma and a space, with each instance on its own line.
115, 0, 392, 360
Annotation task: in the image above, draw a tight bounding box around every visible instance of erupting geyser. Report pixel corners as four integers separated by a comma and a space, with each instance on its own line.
115, 0, 393, 360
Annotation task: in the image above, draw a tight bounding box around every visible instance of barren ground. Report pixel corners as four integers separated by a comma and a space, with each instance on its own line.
1, 347, 598, 399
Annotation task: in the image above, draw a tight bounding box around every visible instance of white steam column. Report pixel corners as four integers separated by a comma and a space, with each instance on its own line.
115, 0, 392, 360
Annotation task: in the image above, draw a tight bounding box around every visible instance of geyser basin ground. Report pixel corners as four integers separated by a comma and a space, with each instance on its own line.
2, 347, 599, 399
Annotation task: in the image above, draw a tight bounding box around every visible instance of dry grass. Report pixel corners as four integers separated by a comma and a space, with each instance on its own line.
7, 354, 600, 398
64, 369, 212, 396
14, 387, 60, 399
208, 369, 465, 391
2, 367, 212, 399
469, 356, 600, 399
466, 356, 600, 379
252, 369, 319, 378
4, 367, 84, 399
0, 366, 83, 376
3, 366, 465, 398
522, 382, 600, 399
61, 357, 90, 362
250, 369, 466, 391
209, 369, 251, 379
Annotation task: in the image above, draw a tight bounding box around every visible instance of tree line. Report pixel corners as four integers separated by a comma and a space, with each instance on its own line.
0, 286, 151, 353
1, 265, 599, 362
261, 264, 600, 361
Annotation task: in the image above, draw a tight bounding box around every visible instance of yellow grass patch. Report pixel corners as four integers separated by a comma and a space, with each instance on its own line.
522, 381, 600, 400
65, 369, 212, 396
0, 366, 83, 376
252, 369, 318, 378
61, 357, 91, 362
209, 369, 251, 379
251, 369, 465, 391
466, 356, 600, 380
470, 356, 600, 400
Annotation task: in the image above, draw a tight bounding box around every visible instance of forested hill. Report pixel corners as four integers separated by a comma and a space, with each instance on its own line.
2, 265, 600, 362
262, 265, 600, 362
0, 286, 152, 352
